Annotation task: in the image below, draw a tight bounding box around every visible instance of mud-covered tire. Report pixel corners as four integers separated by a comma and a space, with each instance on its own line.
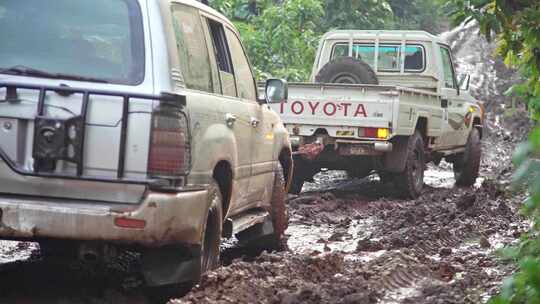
454, 128, 482, 186
200, 181, 223, 274
237, 164, 289, 251
315, 57, 379, 85
271, 163, 289, 241
379, 171, 395, 184
289, 173, 305, 195
395, 131, 425, 199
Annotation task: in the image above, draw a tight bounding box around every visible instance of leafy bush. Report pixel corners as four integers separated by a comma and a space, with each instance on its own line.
209, 0, 449, 81
447, 1, 540, 303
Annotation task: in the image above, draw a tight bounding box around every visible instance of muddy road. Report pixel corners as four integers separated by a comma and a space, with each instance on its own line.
0, 118, 529, 304
172, 124, 528, 304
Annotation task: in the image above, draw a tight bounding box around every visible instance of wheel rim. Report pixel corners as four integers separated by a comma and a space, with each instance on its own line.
331, 73, 359, 84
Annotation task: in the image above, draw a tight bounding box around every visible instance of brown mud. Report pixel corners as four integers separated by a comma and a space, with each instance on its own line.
0, 22, 533, 304
170, 123, 528, 304
0, 122, 528, 304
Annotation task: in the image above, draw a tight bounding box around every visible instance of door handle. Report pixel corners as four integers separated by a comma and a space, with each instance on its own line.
250, 117, 260, 128
225, 113, 237, 127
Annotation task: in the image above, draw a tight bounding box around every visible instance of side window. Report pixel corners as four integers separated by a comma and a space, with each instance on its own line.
352, 44, 375, 69
440, 46, 456, 89
378, 45, 401, 71
404, 45, 424, 71
332, 44, 349, 58
171, 4, 213, 92
332, 43, 376, 69
225, 28, 257, 101
207, 20, 237, 97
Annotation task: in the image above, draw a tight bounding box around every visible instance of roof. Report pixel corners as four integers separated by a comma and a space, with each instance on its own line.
321, 30, 447, 45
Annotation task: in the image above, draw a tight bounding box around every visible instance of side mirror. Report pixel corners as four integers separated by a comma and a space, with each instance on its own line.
458, 73, 471, 91
264, 78, 288, 104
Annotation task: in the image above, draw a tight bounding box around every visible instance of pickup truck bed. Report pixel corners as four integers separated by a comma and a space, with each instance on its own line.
270, 83, 443, 141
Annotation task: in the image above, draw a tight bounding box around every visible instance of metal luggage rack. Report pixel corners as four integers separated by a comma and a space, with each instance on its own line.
0, 81, 189, 185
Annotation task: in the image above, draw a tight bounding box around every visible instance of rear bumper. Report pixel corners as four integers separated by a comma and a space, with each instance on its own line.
292, 136, 393, 159
0, 188, 209, 247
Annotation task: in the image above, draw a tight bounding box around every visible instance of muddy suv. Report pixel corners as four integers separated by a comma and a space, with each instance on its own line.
0, 0, 292, 289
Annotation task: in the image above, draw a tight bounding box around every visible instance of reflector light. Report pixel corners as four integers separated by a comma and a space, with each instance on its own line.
359, 127, 389, 139
114, 217, 146, 229
377, 128, 389, 139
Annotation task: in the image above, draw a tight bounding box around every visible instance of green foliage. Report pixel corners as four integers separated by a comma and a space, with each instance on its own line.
209, 0, 448, 81
446, 2, 539, 302
319, 0, 393, 31
448, 1, 540, 118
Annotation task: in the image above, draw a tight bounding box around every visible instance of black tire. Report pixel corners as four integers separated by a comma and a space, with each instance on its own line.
236, 164, 289, 251
395, 131, 425, 199
454, 128, 482, 186
315, 57, 379, 85
289, 173, 305, 195
270, 163, 289, 242
379, 171, 395, 184
200, 181, 223, 274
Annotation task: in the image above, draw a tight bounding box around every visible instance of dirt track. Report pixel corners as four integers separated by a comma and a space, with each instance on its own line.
0, 116, 530, 304
172, 120, 528, 304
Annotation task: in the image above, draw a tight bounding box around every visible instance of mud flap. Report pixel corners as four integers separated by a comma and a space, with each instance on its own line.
383, 136, 409, 173
141, 244, 201, 286
236, 218, 275, 245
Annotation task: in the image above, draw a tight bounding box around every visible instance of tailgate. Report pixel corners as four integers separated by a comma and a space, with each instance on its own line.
0, 81, 176, 204
269, 83, 396, 130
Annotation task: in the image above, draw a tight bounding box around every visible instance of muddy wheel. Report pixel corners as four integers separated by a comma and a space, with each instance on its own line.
395, 131, 425, 199
379, 171, 395, 184
200, 181, 223, 274
454, 128, 482, 186
270, 163, 289, 243
289, 173, 305, 195
315, 57, 379, 84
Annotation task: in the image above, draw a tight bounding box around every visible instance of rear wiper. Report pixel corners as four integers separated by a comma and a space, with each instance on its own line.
0, 65, 110, 83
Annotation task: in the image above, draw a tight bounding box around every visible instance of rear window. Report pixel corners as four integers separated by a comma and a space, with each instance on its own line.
0, 0, 145, 85
332, 43, 425, 73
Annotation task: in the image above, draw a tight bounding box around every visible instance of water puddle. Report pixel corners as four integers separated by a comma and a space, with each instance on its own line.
287, 217, 379, 254
0, 241, 37, 264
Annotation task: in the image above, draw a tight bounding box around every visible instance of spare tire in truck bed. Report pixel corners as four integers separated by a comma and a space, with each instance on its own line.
315, 56, 379, 85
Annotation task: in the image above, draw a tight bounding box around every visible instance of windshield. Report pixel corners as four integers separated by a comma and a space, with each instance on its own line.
0, 0, 144, 85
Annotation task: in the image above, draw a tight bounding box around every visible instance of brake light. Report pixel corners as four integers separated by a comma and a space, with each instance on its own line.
114, 217, 146, 229
147, 109, 189, 177
359, 127, 389, 139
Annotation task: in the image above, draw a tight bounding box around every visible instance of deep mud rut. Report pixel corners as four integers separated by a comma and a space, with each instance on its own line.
0, 120, 527, 304
170, 125, 528, 304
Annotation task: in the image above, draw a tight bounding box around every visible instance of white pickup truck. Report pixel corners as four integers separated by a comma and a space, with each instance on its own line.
270, 30, 484, 198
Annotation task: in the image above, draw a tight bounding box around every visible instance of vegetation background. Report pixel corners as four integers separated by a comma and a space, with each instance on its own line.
208, 0, 540, 302
208, 0, 453, 81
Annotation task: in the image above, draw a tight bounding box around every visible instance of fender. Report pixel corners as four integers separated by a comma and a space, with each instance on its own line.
384, 116, 428, 173
188, 123, 239, 185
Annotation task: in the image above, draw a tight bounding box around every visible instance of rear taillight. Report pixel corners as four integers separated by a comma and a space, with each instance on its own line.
359, 127, 389, 139
147, 108, 189, 178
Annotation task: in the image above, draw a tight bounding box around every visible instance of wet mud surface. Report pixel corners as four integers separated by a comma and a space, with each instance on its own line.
0, 18, 531, 304
172, 133, 528, 304
0, 118, 531, 304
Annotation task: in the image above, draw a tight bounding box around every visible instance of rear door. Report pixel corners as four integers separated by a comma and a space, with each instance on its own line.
199, 14, 256, 210
224, 27, 274, 205
0, 0, 152, 203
